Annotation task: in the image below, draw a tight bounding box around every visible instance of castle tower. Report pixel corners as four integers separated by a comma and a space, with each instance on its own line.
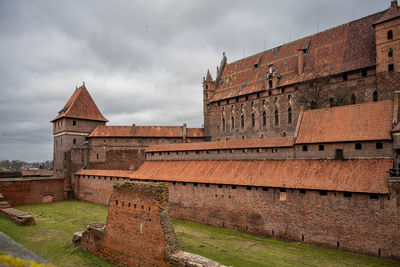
203, 70, 215, 139
374, 1, 400, 100
51, 83, 107, 197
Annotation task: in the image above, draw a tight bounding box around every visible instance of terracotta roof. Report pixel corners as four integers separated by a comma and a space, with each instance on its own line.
51, 86, 108, 122
145, 137, 293, 152
88, 125, 204, 138
129, 159, 391, 194
373, 7, 400, 25
296, 101, 393, 144
210, 11, 384, 102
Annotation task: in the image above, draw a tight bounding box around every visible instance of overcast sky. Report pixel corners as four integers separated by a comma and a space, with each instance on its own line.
0, 0, 389, 162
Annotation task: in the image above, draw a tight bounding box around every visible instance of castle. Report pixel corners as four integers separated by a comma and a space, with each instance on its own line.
3, 0, 400, 260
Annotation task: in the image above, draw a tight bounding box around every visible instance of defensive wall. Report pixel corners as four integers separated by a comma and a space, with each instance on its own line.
0, 177, 64, 206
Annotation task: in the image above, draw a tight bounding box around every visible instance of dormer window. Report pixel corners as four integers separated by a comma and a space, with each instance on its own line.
388, 30, 393, 40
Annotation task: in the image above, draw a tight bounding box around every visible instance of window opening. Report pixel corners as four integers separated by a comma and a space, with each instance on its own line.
344, 192, 352, 198
389, 48, 393, 58
362, 70, 367, 77
263, 111, 267, 127
231, 185, 236, 189
274, 109, 279, 125
355, 143, 362, 150
302, 145, 308, 152
370, 194, 379, 199
319, 144, 324, 151
389, 64, 394, 72
299, 189, 306, 194
241, 114, 245, 128
320, 190, 328, 196
246, 186, 252, 190
251, 113, 255, 128
288, 108, 292, 124
388, 30, 393, 40
269, 80, 273, 89
343, 73, 348, 81
376, 142, 383, 149
73, 120, 76, 126
351, 94, 356, 104
373, 91, 378, 102
335, 149, 343, 159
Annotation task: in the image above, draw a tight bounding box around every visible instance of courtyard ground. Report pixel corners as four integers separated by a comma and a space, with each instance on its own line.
0, 200, 399, 267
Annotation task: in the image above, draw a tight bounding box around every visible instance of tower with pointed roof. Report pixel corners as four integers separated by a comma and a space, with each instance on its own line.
51, 83, 107, 197
203, 69, 215, 139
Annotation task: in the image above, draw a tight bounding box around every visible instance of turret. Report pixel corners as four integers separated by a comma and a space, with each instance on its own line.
203, 70, 216, 139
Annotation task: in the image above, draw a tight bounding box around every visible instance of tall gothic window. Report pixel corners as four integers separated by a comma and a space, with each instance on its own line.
222, 118, 225, 132
288, 108, 292, 124
251, 113, 255, 128
231, 116, 234, 130
274, 109, 279, 126
241, 114, 244, 128
263, 111, 267, 127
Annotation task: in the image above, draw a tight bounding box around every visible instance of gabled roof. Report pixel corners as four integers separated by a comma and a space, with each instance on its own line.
124, 159, 390, 194
51, 86, 107, 122
373, 7, 400, 25
210, 11, 384, 102
145, 137, 293, 153
296, 101, 393, 144
88, 125, 204, 138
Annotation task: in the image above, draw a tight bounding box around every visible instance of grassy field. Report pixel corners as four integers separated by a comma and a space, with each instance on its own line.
0, 200, 399, 267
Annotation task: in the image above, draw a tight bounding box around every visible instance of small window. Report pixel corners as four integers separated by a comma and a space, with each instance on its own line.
73, 120, 76, 126
194, 183, 198, 187
205, 183, 210, 187
343, 192, 352, 198
389, 64, 394, 72
269, 80, 273, 89
96, 153, 99, 159
236, 97, 239, 103
218, 184, 223, 188
302, 145, 308, 152
299, 189, 306, 194
251, 113, 255, 127
373, 91, 378, 102
268, 90, 272, 96
262, 187, 268, 191
389, 48, 393, 58
245, 96, 248, 101
281, 88, 285, 93
172, 181, 176, 185
343, 73, 348, 81
231, 185, 236, 189
231, 116, 235, 129
73, 138, 76, 145
376, 142, 383, 149
183, 182, 187, 186
370, 193, 379, 199
351, 94, 356, 104
335, 149, 343, 159
355, 143, 362, 150
280, 188, 286, 192
205, 85, 208, 89
217, 101, 220, 106
246, 186, 252, 191
362, 70, 367, 77
318, 145, 324, 151
388, 30, 393, 40
257, 93, 260, 98
320, 190, 328, 196
241, 114, 245, 128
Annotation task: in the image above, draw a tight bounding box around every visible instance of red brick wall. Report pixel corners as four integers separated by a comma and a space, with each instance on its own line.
0, 178, 64, 206
75, 175, 400, 258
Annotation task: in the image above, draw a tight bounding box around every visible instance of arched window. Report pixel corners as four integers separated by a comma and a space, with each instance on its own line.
251, 113, 255, 127
389, 48, 393, 58
288, 108, 292, 124
388, 30, 393, 40
274, 109, 279, 126
241, 114, 244, 128
373, 91, 378, 102
263, 111, 267, 127
351, 94, 356, 104
222, 118, 225, 132
231, 116, 234, 130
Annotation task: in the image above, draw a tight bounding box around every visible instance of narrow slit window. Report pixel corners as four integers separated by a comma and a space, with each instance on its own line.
389, 48, 393, 58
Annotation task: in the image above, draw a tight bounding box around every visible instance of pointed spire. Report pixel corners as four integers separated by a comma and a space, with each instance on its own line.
206, 69, 213, 82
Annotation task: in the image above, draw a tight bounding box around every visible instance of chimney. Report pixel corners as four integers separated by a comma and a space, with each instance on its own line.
297, 49, 304, 75
132, 124, 136, 136
182, 123, 187, 142
392, 0, 399, 10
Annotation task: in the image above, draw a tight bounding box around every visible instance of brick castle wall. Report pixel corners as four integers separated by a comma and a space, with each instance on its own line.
0, 178, 64, 206
74, 175, 400, 258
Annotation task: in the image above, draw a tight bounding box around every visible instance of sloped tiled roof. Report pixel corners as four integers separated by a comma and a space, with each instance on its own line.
94, 158, 396, 194
145, 137, 293, 152
210, 11, 384, 102
374, 7, 400, 25
51, 86, 107, 122
88, 125, 204, 138
296, 101, 393, 144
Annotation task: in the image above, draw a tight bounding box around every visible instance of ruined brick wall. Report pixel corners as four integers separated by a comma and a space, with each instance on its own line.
75, 175, 400, 258
79, 182, 179, 266
0, 178, 64, 206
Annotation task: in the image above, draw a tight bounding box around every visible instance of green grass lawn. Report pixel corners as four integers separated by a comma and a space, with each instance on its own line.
0, 200, 399, 267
